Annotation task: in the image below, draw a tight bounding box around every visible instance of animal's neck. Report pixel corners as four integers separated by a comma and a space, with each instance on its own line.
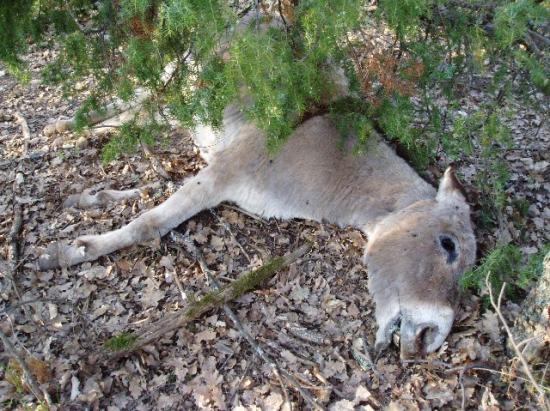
333, 135, 437, 235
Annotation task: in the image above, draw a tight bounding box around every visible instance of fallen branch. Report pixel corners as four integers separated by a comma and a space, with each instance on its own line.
0, 330, 52, 406
222, 300, 323, 410
210, 210, 252, 263
486, 274, 550, 410
173, 230, 322, 410
8, 205, 23, 270
43, 97, 145, 136
43, 62, 177, 137
13, 111, 31, 153
3, 185, 23, 297
100, 241, 311, 360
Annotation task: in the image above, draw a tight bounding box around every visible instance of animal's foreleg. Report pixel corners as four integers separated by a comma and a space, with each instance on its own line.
39, 169, 224, 270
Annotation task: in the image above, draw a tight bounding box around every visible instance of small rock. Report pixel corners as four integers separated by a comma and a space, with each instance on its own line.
15, 172, 24, 186
528, 204, 539, 217
75, 81, 87, 91
533, 217, 544, 229
521, 246, 538, 255
520, 157, 534, 168
76, 136, 88, 148
532, 160, 549, 173
51, 156, 63, 166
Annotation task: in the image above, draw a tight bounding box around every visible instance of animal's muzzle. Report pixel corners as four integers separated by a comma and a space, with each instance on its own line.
399, 318, 442, 359
373, 301, 455, 359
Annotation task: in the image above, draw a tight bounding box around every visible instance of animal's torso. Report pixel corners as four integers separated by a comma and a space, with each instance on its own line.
192, 104, 436, 234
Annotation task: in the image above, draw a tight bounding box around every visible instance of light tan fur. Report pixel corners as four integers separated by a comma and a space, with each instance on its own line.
39, 101, 476, 357
38, 7, 476, 358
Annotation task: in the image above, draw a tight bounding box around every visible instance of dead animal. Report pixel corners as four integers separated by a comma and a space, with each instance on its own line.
38, 11, 476, 359
38, 96, 476, 358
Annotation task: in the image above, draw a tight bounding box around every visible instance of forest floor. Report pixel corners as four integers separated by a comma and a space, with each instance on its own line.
0, 45, 549, 410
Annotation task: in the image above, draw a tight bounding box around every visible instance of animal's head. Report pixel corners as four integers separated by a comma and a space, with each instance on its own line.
365, 167, 476, 359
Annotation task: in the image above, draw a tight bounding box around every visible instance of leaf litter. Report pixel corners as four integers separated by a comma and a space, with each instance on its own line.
0, 43, 549, 410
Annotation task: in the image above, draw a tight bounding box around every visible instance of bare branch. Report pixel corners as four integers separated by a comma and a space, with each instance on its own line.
0, 330, 52, 406
486, 274, 550, 409
100, 241, 311, 360
14, 111, 31, 153
174, 231, 321, 410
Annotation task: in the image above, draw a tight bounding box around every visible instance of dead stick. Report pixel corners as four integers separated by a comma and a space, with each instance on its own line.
177, 231, 319, 410
3, 203, 23, 297
0, 330, 52, 406
43, 61, 177, 136
101, 242, 312, 359
211, 210, 252, 263
4, 164, 26, 305
203, 266, 296, 410
14, 111, 31, 153
180, 231, 314, 410
43, 99, 140, 135
8, 204, 23, 269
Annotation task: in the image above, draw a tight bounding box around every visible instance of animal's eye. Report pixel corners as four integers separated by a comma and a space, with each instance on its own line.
439, 235, 458, 263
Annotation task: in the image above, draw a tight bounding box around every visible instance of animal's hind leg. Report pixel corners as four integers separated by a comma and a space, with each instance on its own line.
38, 167, 226, 270
63, 182, 162, 209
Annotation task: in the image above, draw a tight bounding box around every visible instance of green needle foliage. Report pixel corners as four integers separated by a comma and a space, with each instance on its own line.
2, 1, 547, 153
460, 243, 550, 299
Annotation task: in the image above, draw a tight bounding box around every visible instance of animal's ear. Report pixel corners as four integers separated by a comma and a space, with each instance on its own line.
436, 166, 466, 204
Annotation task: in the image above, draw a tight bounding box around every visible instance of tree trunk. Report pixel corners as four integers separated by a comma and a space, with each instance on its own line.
511, 251, 550, 362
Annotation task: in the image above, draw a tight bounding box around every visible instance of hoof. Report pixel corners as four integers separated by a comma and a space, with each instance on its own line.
38, 242, 63, 270
37, 241, 88, 270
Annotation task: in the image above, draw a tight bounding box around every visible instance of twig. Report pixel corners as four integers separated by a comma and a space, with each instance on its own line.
8, 205, 23, 271
351, 337, 384, 382
174, 232, 321, 410
541, 363, 550, 388
459, 367, 466, 411
14, 111, 31, 153
173, 271, 187, 303
170, 231, 212, 280
223, 204, 268, 224
228, 357, 254, 406
3, 202, 23, 298
100, 240, 311, 359
277, 0, 291, 36
141, 142, 171, 180
486, 274, 549, 409
210, 210, 252, 263
446, 364, 539, 386
0, 330, 52, 406
43, 92, 147, 136
1, 298, 63, 315
528, 29, 550, 49
217, 289, 298, 410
